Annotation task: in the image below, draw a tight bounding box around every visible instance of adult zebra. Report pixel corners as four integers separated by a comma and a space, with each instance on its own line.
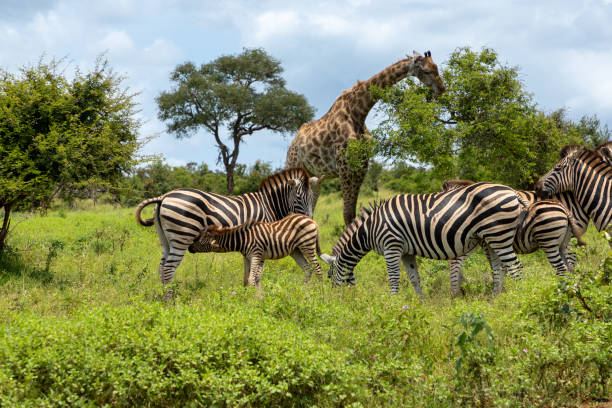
536, 145, 612, 249
135, 168, 318, 290
442, 180, 585, 296
325, 183, 526, 295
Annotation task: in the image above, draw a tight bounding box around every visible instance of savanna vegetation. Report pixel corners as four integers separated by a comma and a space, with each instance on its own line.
0, 47, 610, 407
0, 191, 610, 407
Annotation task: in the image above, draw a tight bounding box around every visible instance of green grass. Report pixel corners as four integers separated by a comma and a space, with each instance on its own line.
0, 191, 610, 407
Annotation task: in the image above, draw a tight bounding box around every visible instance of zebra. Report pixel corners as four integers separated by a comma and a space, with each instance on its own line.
536, 144, 612, 249
442, 180, 586, 296
442, 180, 585, 296
324, 183, 526, 295
190, 214, 333, 290
135, 168, 319, 292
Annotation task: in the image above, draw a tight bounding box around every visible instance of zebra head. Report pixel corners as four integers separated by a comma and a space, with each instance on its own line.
287, 175, 319, 217
259, 168, 319, 218
535, 145, 583, 199
324, 255, 355, 287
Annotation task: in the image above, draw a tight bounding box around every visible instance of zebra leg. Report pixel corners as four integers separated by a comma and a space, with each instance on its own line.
248, 256, 265, 290
243, 256, 251, 286
301, 246, 323, 281
383, 248, 403, 295
541, 245, 570, 276
484, 246, 505, 295
401, 254, 422, 297
449, 256, 467, 297
290, 250, 313, 283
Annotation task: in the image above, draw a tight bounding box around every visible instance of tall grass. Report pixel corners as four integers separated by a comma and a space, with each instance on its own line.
0, 191, 610, 407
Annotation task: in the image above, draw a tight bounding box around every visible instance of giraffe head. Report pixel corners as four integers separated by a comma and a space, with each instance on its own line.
411, 50, 445, 96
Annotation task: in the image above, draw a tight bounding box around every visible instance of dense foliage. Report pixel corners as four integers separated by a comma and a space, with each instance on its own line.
0, 195, 609, 407
373, 47, 608, 188
116, 160, 274, 206
0, 57, 141, 252
156, 48, 315, 193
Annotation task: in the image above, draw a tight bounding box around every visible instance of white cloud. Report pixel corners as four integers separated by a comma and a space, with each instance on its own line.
559, 49, 612, 111
96, 30, 134, 56
252, 10, 301, 43
142, 38, 182, 65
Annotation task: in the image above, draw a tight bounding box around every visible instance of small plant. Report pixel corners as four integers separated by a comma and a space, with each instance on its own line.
452, 312, 496, 407
44, 239, 65, 274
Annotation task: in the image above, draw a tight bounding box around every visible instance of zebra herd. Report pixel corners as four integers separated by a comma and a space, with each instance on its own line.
136, 143, 612, 297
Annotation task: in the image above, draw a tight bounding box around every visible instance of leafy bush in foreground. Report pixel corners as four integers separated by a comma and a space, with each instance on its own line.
0, 303, 365, 407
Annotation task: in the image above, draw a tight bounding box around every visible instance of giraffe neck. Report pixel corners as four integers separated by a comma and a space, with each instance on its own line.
338, 58, 414, 124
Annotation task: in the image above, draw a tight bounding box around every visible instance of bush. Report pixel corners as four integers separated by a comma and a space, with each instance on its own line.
0, 302, 366, 407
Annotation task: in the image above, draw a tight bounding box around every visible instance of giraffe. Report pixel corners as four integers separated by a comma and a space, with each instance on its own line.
285, 51, 445, 225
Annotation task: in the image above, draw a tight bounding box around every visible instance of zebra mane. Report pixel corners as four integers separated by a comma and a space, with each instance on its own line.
559, 144, 585, 158
207, 219, 261, 235
560, 143, 610, 165
441, 179, 475, 192
332, 199, 386, 255
258, 167, 311, 191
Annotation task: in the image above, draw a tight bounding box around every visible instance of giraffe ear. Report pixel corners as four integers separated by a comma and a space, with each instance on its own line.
413, 50, 423, 60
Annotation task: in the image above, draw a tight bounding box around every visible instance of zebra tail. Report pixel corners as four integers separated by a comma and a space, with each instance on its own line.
516, 193, 531, 208
135, 196, 164, 227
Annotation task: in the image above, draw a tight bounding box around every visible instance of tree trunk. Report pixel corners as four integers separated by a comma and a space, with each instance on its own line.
226, 166, 235, 194
0, 204, 11, 255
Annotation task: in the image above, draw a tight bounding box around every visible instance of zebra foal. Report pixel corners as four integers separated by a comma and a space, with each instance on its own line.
191, 214, 332, 290
134, 168, 318, 292
325, 183, 526, 295
442, 180, 585, 296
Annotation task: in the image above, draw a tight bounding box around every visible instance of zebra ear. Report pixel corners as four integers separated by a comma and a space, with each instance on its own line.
309, 176, 319, 188
288, 178, 300, 188
600, 146, 612, 163
320, 254, 336, 264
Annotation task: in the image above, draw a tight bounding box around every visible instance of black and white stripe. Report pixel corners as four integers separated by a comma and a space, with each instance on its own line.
325, 183, 525, 295
536, 145, 612, 248
442, 181, 585, 296
194, 214, 330, 289
135, 168, 318, 286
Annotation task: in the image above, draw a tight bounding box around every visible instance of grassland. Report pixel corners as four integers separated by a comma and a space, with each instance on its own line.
0, 190, 610, 407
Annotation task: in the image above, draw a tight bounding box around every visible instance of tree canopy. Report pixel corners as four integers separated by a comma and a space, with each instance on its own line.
373, 47, 600, 189
0, 57, 141, 251
156, 48, 315, 193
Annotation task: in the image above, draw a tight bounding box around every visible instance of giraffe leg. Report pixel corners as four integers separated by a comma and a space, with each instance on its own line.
401, 254, 422, 297
338, 156, 368, 226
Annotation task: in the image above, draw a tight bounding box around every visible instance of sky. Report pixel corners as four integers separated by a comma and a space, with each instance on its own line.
1, 0, 611, 171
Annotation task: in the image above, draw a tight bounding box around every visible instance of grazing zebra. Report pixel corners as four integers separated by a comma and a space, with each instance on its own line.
325, 183, 526, 295
442, 180, 585, 296
536, 144, 612, 249
135, 168, 319, 290
191, 214, 332, 290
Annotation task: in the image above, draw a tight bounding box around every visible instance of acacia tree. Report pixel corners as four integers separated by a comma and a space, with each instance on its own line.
156, 48, 315, 193
373, 47, 592, 188
0, 57, 141, 253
